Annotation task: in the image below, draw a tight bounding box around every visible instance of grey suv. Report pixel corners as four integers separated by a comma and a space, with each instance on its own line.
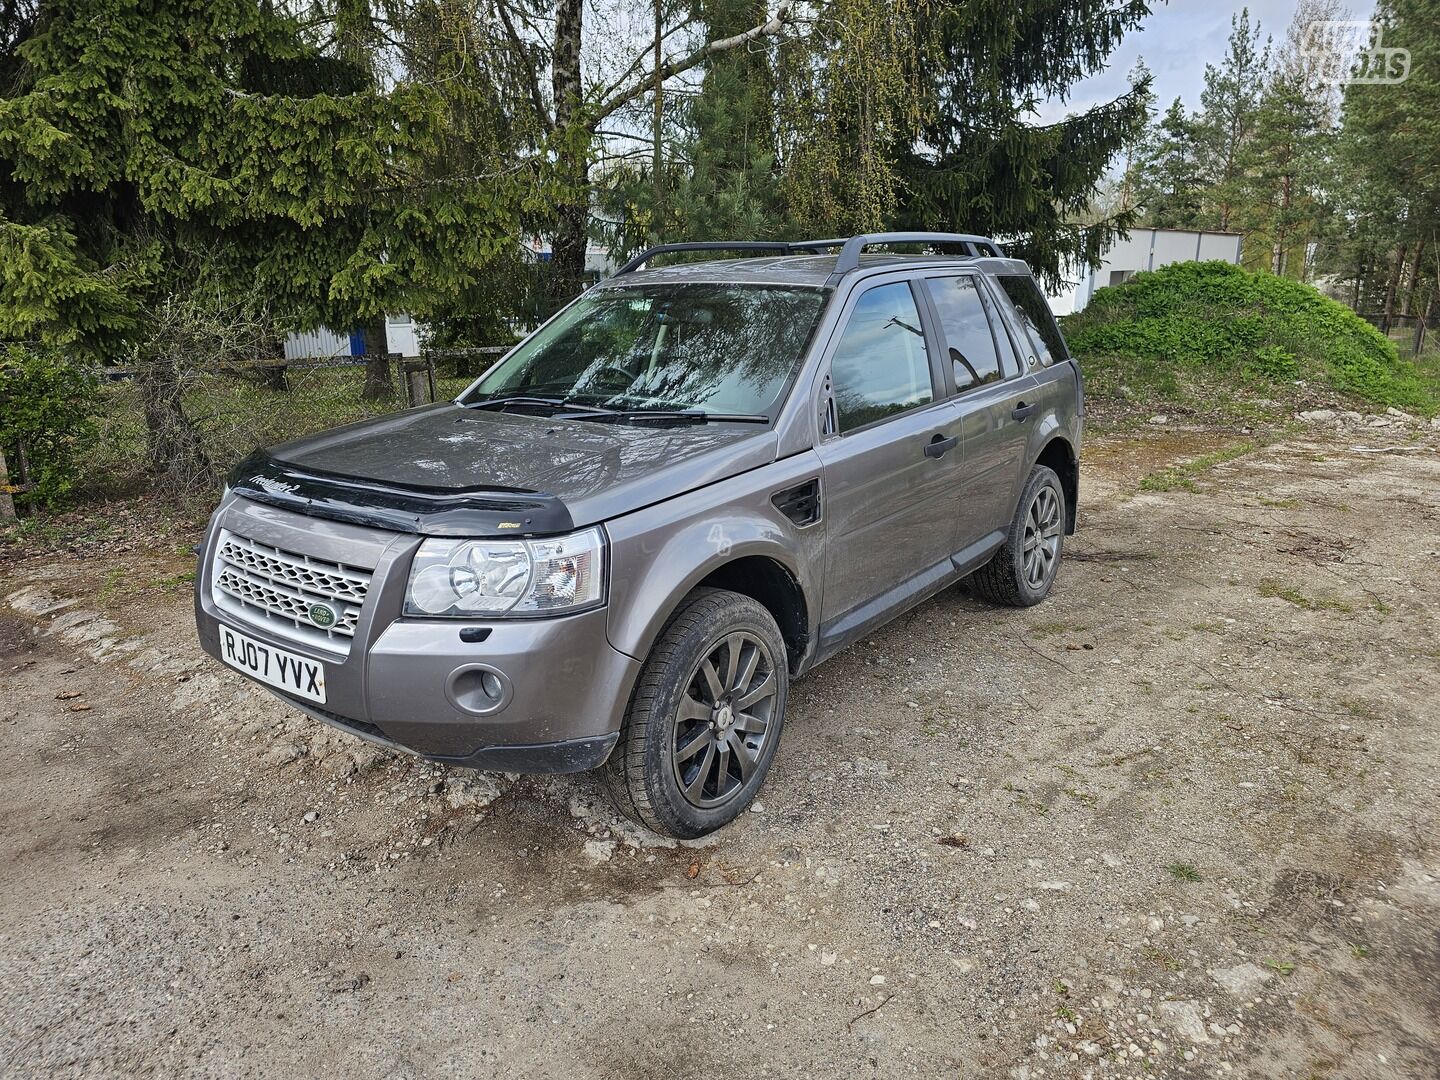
195, 232, 1082, 837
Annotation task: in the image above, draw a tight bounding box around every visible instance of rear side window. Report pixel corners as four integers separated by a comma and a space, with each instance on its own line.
924, 276, 1004, 391
997, 275, 1068, 366
829, 283, 933, 432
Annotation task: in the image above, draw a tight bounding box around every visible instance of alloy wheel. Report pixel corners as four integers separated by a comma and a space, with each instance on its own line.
671, 631, 777, 809
1022, 483, 1063, 589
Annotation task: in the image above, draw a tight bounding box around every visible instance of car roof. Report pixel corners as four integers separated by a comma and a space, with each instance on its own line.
593, 253, 1033, 291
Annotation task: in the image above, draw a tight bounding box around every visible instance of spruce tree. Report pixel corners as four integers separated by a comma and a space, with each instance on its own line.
0, 0, 543, 481
894, 0, 1155, 286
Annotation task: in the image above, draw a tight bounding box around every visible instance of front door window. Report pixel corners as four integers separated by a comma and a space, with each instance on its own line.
828, 282, 932, 432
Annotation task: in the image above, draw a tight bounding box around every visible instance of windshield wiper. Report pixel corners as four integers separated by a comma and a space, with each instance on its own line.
464, 395, 616, 415
553, 409, 770, 425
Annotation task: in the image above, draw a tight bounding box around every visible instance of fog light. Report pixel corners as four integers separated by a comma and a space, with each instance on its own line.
446, 664, 512, 716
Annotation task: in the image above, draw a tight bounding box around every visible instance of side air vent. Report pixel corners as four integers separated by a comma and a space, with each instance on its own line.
772, 478, 821, 528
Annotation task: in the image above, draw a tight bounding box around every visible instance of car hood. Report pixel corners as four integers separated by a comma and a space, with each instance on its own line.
238, 402, 777, 536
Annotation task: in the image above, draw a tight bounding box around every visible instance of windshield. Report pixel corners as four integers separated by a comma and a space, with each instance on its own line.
461, 283, 829, 417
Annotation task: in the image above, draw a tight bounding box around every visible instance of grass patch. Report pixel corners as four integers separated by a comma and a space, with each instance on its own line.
1167, 862, 1203, 882
1031, 620, 1089, 636
1258, 579, 1354, 613
1140, 440, 1258, 492
85, 365, 474, 497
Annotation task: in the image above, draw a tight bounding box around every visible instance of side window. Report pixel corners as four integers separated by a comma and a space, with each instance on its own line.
997, 275, 1069, 367
829, 283, 933, 432
924, 276, 1004, 391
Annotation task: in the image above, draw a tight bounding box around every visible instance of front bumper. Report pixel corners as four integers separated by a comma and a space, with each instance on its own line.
194, 495, 640, 772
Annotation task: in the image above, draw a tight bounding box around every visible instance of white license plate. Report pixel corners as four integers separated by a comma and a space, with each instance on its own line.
218, 624, 327, 704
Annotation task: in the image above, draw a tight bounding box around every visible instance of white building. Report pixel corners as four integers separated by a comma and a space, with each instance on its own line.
1048, 227, 1244, 316
283, 315, 422, 360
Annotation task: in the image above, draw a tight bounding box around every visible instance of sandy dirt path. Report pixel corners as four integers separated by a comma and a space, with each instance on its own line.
2, 422, 1437, 1080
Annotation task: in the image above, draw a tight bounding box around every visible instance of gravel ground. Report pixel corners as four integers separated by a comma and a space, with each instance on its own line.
1, 415, 1437, 1080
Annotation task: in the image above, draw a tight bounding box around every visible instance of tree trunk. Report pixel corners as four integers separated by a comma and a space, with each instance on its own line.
1415, 292, 1434, 357
361, 316, 394, 400
548, 0, 588, 307
1401, 236, 1427, 317
1380, 243, 1407, 333
139, 356, 213, 487
652, 0, 663, 205
550, 199, 589, 309
0, 446, 16, 522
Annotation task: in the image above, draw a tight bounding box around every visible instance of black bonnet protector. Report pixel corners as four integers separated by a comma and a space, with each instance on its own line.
227, 450, 576, 538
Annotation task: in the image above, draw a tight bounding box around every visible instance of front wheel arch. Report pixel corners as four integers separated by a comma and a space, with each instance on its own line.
607, 527, 815, 674
603, 587, 790, 838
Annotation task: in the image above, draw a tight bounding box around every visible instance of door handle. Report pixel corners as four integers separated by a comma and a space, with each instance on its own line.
1011, 400, 1038, 421
924, 433, 959, 459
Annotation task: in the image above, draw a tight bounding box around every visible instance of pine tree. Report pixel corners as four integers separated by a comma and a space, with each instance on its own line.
1239, 67, 1328, 276
1132, 99, 1208, 230
1238, 0, 1343, 278
1194, 8, 1272, 232
598, 0, 789, 260
510, 0, 802, 300
677, 0, 786, 242
894, 0, 1155, 286
1331, 0, 1439, 324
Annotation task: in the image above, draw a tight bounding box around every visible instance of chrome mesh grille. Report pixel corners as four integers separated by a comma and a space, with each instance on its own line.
211, 530, 372, 650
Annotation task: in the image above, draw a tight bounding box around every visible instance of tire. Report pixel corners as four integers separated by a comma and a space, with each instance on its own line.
603, 588, 788, 838
967, 464, 1066, 607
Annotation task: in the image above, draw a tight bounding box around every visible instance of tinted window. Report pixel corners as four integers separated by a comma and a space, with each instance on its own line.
465, 284, 828, 416
998, 275, 1069, 366
925, 276, 1004, 391
830, 283, 933, 432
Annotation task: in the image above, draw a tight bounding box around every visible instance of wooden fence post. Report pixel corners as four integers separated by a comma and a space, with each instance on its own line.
403, 357, 436, 407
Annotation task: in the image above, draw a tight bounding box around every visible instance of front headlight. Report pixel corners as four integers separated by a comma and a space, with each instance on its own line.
404, 527, 606, 617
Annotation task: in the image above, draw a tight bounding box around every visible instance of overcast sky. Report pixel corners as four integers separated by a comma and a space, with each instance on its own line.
1035, 0, 1370, 123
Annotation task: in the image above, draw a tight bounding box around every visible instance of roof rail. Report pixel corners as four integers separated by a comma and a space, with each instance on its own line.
832, 232, 1004, 274
615, 242, 794, 276
609, 232, 1004, 278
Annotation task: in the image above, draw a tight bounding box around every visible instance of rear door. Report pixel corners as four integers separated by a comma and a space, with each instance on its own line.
920, 273, 1040, 553
814, 279, 963, 647
994, 270, 1079, 426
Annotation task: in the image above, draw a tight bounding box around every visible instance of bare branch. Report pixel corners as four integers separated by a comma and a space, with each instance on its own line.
591, 0, 798, 127
496, 0, 553, 132
593, 13, 700, 104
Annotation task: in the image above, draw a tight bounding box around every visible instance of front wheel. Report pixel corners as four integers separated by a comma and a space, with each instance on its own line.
603, 588, 788, 838
968, 464, 1066, 607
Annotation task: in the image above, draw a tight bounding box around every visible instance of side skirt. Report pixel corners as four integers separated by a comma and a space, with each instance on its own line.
808, 529, 1006, 670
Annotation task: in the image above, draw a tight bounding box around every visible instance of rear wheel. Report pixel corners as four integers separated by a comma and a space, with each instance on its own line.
603, 588, 788, 838
968, 464, 1066, 607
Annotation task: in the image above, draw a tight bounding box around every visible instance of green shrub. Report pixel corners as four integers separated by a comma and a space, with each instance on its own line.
1252, 345, 1299, 380
1064, 261, 1436, 414
0, 344, 100, 508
